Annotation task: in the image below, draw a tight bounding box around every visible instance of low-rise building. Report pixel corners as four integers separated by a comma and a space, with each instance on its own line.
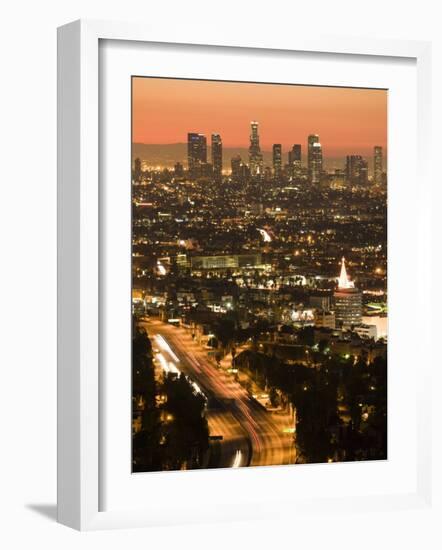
353, 323, 377, 340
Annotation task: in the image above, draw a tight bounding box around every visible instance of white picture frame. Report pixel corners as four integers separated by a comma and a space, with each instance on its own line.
57, 19, 432, 531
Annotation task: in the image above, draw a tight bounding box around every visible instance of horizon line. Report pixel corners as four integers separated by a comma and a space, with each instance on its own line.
133, 141, 387, 152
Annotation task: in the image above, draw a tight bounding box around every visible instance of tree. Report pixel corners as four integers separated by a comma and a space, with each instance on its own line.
269, 387, 280, 408
161, 373, 209, 469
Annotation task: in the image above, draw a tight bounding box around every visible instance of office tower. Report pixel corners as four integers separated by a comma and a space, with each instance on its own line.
333, 257, 362, 327
273, 144, 282, 179
374, 146, 383, 185
248, 121, 263, 177
288, 144, 302, 178
211, 133, 223, 182
187, 133, 207, 179
308, 134, 323, 184
307, 134, 319, 181
346, 155, 369, 185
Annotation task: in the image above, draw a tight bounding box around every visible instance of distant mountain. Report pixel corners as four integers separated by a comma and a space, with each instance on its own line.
132, 143, 376, 172
132, 143, 263, 170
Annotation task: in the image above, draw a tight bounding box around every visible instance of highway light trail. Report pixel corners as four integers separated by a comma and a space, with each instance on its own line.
154, 334, 180, 363
232, 450, 242, 468
154, 345, 206, 399
162, 329, 266, 454
257, 228, 272, 242
145, 321, 296, 467
155, 352, 180, 375
157, 261, 167, 276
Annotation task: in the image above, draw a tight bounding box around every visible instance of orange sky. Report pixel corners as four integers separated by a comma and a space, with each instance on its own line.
132, 77, 387, 157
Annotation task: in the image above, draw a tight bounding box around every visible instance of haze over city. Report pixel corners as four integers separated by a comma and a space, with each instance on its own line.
132, 77, 387, 157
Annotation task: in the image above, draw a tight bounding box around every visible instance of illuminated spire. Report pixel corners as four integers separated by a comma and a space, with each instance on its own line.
338, 257, 354, 289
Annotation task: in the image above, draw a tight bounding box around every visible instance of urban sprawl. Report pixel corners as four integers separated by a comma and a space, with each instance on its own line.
132, 121, 387, 472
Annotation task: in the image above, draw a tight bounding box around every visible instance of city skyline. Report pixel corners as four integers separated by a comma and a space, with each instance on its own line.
131, 77, 387, 473
132, 77, 387, 156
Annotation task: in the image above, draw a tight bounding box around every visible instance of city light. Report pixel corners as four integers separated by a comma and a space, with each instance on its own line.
257, 228, 272, 242
132, 79, 387, 473
337, 257, 354, 289
157, 261, 166, 276
154, 335, 180, 363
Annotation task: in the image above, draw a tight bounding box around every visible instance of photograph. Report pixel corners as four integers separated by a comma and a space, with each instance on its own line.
131, 77, 388, 473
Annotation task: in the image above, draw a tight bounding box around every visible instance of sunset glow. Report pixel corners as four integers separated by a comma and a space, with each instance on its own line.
132, 77, 387, 156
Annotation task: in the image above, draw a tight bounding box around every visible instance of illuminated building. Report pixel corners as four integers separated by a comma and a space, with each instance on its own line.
211, 133, 222, 182
333, 257, 362, 327
346, 155, 368, 185
288, 144, 302, 178
354, 324, 377, 340
314, 310, 336, 329
187, 132, 207, 179
362, 315, 387, 340
329, 169, 346, 189
374, 146, 383, 185
248, 121, 263, 177
272, 144, 282, 179
191, 253, 262, 270
176, 253, 189, 269
308, 134, 322, 183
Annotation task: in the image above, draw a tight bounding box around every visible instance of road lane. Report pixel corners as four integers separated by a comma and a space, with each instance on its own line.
141, 319, 296, 468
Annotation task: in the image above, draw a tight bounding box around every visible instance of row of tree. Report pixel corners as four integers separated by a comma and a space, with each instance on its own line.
234, 348, 387, 464
132, 325, 209, 472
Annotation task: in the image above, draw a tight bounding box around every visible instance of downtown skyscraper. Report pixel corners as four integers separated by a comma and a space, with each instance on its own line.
272, 144, 282, 179
248, 121, 264, 177
288, 144, 302, 178
187, 133, 207, 179
211, 133, 223, 183
308, 134, 323, 184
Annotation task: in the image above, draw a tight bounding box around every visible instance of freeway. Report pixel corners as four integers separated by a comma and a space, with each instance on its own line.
140, 319, 296, 469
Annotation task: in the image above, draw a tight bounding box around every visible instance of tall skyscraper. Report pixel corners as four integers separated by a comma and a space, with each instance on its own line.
333, 257, 362, 327
308, 134, 322, 184
211, 133, 223, 182
187, 133, 207, 179
346, 155, 368, 186
374, 146, 383, 185
249, 121, 263, 177
288, 144, 302, 178
272, 144, 282, 179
